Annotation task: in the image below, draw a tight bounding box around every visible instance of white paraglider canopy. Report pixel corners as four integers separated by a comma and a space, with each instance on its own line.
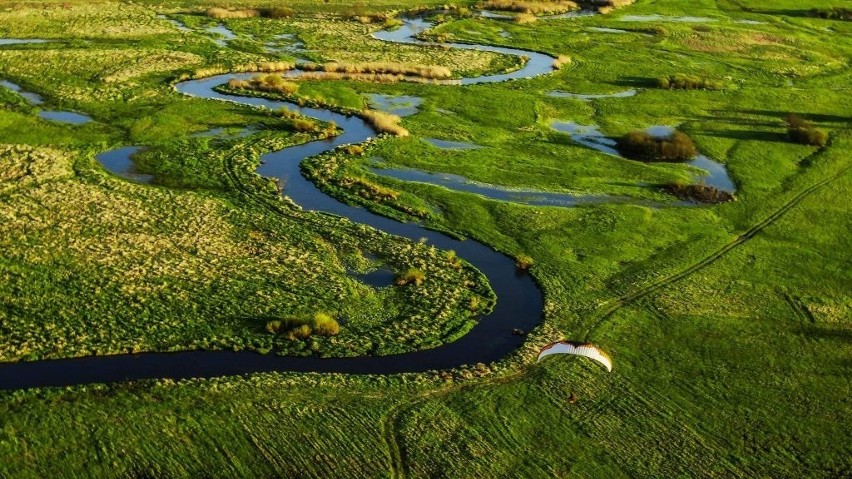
537, 341, 612, 372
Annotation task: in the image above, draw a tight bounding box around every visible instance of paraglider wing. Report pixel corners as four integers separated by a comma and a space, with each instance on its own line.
537, 341, 612, 372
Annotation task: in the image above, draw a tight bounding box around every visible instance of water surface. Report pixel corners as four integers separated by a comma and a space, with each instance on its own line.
365, 93, 423, 117
38, 110, 92, 124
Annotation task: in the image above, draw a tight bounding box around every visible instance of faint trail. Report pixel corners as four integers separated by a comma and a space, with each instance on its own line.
583, 164, 850, 340
381, 403, 406, 479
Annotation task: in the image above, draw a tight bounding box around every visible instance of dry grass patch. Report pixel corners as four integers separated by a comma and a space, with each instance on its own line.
361, 110, 409, 137
481, 0, 578, 15
302, 61, 452, 79
553, 55, 571, 69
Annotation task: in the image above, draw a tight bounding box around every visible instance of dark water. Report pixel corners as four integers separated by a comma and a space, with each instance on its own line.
0, 15, 553, 390
354, 267, 396, 288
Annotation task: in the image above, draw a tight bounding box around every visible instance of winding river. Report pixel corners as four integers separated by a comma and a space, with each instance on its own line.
0, 14, 732, 390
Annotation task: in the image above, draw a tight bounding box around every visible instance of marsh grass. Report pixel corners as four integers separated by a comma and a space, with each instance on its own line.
301, 61, 452, 80
553, 55, 571, 69
360, 110, 409, 136
513, 13, 538, 24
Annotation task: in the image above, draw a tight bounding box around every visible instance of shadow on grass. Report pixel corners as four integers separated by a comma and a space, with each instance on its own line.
798, 326, 852, 344
699, 129, 789, 142
717, 109, 851, 126
611, 76, 658, 88
739, 8, 815, 18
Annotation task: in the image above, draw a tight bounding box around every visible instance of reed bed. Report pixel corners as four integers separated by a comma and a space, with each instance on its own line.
360, 110, 409, 136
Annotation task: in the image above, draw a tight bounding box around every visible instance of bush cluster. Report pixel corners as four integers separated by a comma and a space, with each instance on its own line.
395, 268, 426, 286
265, 312, 340, 340
785, 114, 827, 147
300, 61, 452, 80
616, 130, 697, 162
664, 183, 734, 203
515, 254, 534, 270
656, 74, 724, 90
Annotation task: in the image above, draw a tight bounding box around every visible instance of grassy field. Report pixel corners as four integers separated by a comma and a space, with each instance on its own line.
0, 0, 849, 477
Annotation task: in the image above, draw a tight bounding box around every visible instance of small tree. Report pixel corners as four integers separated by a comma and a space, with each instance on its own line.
516, 254, 534, 270
395, 268, 426, 286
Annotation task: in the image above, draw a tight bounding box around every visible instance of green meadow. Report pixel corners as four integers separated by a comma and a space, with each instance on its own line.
0, 0, 849, 477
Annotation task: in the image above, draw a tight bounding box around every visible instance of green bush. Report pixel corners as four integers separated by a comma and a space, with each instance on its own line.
664, 183, 734, 204
616, 130, 698, 162
656, 74, 723, 90
515, 254, 534, 270
311, 312, 340, 336
788, 127, 828, 147
395, 268, 426, 286
784, 114, 827, 147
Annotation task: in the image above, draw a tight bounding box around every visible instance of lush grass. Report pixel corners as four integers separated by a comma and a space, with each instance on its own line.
0, 0, 849, 477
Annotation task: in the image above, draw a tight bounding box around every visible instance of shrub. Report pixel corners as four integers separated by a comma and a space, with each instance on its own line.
656, 74, 724, 90
785, 113, 811, 129
616, 130, 698, 162
515, 254, 534, 270
784, 114, 827, 147
344, 145, 365, 155
268, 313, 340, 339
395, 268, 426, 286
292, 118, 317, 132
265, 320, 282, 334
664, 183, 734, 203
290, 324, 313, 340
788, 127, 827, 147
310, 312, 340, 336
